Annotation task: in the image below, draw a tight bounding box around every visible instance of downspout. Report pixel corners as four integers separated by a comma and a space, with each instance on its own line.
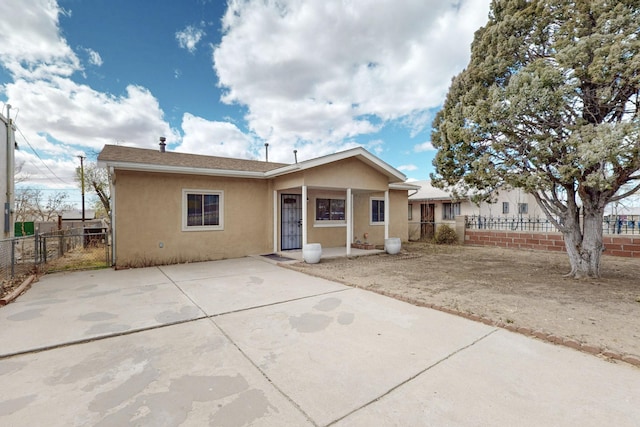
109, 166, 116, 266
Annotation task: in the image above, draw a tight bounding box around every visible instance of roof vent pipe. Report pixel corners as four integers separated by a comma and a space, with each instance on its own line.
294, 149, 298, 164
159, 136, 166, 153
264, 143, 269, 162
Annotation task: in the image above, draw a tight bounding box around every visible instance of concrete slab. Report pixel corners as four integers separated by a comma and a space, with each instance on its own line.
1, 257, 639, 426
334, 329, 640, 426
0, 268, 204, 356
159, 257, 280, 282
214, 288, 496, 426
0, 320, 313, 426
175, 267, 348, 315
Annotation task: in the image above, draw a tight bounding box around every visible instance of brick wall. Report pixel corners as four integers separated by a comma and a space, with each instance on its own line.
465, 230, 640, 258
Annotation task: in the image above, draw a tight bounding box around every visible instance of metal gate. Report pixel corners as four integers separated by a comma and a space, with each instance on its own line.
281, 194, 302, 250
421, 203, 435, 240
39, 228, 111, 272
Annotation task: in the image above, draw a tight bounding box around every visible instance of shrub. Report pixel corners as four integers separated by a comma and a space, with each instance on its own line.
434, 224, 458, 244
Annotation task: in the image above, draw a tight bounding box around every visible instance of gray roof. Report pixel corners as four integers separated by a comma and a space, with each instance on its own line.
408, 180, 454, 200
98, 144, 409, 183
98, 145, 288, 173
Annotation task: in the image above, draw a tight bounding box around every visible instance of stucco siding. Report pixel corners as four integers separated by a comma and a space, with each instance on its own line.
306, 189, 348, 246
304, 158, 388, 190
389, 190, 409, 241
114, 170, 272, 267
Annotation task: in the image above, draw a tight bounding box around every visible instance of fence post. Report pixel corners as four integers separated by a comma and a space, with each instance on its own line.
43, 235, 47, 265
11, 239, 15, 279
35, 230, 40, 265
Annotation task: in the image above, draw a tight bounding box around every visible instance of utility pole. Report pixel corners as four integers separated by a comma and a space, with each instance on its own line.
78, 155, 85, 224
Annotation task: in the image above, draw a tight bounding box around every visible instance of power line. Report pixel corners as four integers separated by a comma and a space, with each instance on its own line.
14, 124, 72, 185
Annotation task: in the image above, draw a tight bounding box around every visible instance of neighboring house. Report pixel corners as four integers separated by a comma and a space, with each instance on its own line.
98, 144, 417, 268
61, 209, 96, 221
408, 180, 540, 240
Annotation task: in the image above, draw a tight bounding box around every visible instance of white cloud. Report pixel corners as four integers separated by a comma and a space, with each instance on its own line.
176, 25, 206, 53
214, 0, 490, 152
0, 0, 81, 79
7, 78, 176, 152
84, 48, 103, 66
414, 141, 435, 152
398, 164, 418, 172
177, 113, 256, 159
0, 0, 177, 188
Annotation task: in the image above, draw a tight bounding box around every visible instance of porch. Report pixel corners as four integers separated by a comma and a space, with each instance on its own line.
274, 246, 385, 262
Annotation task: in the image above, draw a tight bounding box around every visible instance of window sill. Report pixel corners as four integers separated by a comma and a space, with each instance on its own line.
313, 222, 347, 228
181, 226, 224, 232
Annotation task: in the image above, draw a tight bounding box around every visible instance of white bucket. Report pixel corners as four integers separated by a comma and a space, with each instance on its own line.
303, 243, 322, 264
385, 238, 401, 255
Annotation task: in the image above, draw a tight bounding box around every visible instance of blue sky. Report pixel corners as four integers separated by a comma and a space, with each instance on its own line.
0, 0, 491, 207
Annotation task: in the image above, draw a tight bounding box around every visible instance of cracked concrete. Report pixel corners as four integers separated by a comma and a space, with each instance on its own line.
0, 256, 638, 426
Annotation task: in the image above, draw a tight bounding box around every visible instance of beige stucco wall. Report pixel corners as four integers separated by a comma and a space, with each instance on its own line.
113, 158, 410, 265
273, 158, 389, 191
303, 189, 408, 248
389, 189, 409, 241
274, 159, 406, 249
113, 170, 273, 267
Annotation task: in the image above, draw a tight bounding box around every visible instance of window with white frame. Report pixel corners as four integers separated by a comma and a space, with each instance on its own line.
408, 203, 413, 220
182, 189, 223, 231
502, 202, 509, 214
371, 198, 385, 224
442, 202, 461, 220
518, 203, 528, 214
315, 198, 345, 221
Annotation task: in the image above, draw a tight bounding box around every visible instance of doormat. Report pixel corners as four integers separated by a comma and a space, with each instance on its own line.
261, 253, 296, 262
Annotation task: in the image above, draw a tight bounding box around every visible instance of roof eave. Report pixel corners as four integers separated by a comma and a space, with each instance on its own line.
390, 183, 421, 190
99, 161, 267, 178
265, 147, 407, 182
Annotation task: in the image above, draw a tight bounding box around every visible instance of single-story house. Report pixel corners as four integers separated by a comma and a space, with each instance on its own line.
408, 180, 540, 240
98, 144, 418, 268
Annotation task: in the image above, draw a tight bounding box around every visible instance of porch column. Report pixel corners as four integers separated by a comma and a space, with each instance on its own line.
384, 189, 390, 239
273, 190, 278, 253
346, 188, 352, 256
302, 185, 308, 246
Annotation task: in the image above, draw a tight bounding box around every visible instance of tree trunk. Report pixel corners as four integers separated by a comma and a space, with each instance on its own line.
561, 205, 605, 279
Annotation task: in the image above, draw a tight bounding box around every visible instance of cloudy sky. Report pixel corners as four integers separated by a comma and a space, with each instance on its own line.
0, 0, 491, 207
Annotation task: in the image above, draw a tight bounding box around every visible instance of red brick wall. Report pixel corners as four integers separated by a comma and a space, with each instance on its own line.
465, 230, 640, 258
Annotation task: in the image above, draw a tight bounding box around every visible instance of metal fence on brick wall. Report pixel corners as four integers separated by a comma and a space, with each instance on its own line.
465, 215, 640, 235
1, 228, 110, 288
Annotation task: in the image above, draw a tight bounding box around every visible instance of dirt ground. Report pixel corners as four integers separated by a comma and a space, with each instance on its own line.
286, 242, 640, 363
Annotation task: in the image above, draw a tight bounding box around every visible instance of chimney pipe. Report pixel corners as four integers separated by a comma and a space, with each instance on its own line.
294, 149, 298, 164
159, 136, 166, 153
264, 143, 269, 162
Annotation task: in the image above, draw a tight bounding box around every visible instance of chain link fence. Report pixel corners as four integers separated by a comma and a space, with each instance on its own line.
1, 228, 111, 292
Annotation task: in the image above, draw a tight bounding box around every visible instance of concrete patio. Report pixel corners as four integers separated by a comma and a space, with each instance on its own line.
0, 257, 638, 426
276, 245, 385, 261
